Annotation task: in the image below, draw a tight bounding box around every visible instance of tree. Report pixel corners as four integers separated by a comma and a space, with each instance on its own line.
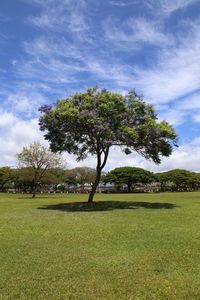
12, 167, 36, 193
71, 167, 96, 192
43, 168, 67, 192
103, 167, 156, 192
16, 142, 62, 198
39, 87, 177, 203
156, 169, 200, 192
0, 167, 13, 191
157, 169, 200, 191
12, 167, 66, 193
155, 172, 169, 192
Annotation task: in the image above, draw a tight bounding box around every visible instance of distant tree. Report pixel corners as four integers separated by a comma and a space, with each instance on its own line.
12, 167, 67, 193
39, 87, 177, 202
42, 168, 67, 191
72, 167, 96, 191
65, 169, 78, 188
156, 169, 200, 191
103, 167, 156, 192
188, 172, 200, 190
0, 167, 13, 191
155, 172, 170, 192
16, 142, 62, 198
12, 167, 35, 193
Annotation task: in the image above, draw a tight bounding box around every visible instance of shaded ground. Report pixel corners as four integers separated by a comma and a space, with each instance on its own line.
38, 200, 177, 212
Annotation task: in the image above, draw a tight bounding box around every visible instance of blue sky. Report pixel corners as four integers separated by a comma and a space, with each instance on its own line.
1, 0, 200, 171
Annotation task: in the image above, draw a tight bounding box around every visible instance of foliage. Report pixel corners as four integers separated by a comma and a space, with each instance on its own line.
103, 167, 156, 192
71, 167, 96, 187
156, 169, 200, 191
39, 87, 177, 202
16, 142, 62, 197
11, 167, 67, 193
0, 167, 13, 191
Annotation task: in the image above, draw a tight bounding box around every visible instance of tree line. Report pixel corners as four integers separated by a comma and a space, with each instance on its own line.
0, 165, 97, 195
103, 167, 200, 193
1, 163, 200, 196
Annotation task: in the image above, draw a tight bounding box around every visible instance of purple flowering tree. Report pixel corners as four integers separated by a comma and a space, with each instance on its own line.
39, 87, 177, 203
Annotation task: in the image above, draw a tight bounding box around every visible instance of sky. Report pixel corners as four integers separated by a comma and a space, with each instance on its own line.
1, 0, 200, 172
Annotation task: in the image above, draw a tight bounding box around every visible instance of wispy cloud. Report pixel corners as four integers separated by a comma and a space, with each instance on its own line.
193, 114, 200, 123
178, 92, 200, 110
104, 17, 172, 47
146, 0, 198, 15
13, 13, 200, 129
133, 21, 200, 104
27, 0, 89, 33
108, 0, 138, 6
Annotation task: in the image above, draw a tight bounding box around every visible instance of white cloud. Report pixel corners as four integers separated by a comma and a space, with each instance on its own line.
0, 111, 17, 128
106, 142, 200, 173
0, 112, 45, 166
140, 144, 200, 172
61, 141, 200, 173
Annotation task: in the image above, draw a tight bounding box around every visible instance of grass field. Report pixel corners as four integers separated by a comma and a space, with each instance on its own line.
1, 192, 200, 299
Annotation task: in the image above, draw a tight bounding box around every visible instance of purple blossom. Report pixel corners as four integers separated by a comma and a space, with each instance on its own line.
104, 123, 110, 130
116, 131, 123, 138
79, 109, 98, 117
80, 111, 88, 116
39, 105, 52, 114
89, 109, 98, 117
107, 139, 114, 145
38, 116, 43, 126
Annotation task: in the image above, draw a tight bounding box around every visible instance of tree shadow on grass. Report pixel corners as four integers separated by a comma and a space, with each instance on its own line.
38, 201, 177, 212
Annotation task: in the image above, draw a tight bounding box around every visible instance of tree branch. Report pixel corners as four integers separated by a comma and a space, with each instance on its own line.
100, 147, 109, 170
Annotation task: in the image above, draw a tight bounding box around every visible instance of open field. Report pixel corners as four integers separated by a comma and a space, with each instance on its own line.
1, 192, 200, 299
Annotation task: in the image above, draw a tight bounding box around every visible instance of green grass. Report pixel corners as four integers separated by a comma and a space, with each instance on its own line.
1, 192, 200, 299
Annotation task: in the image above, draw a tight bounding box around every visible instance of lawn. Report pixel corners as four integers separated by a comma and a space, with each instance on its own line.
1, 192, 200, 299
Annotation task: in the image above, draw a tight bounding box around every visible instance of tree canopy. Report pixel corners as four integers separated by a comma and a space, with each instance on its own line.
156, 169, 200, 191
103, 167, 156, 192
0, 167, 13, 191
39, 87, 177, 202
16, 142, 62, 198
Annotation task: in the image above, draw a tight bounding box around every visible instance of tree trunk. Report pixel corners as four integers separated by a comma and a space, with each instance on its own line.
88, 169, 101, 203
127, 183, 132, 193
88, 146, 109, 203
32, 184, 36, 198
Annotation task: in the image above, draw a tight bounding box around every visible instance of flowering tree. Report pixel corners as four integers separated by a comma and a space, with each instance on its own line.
16, 142, 62, 198
39, 87, 177, 203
